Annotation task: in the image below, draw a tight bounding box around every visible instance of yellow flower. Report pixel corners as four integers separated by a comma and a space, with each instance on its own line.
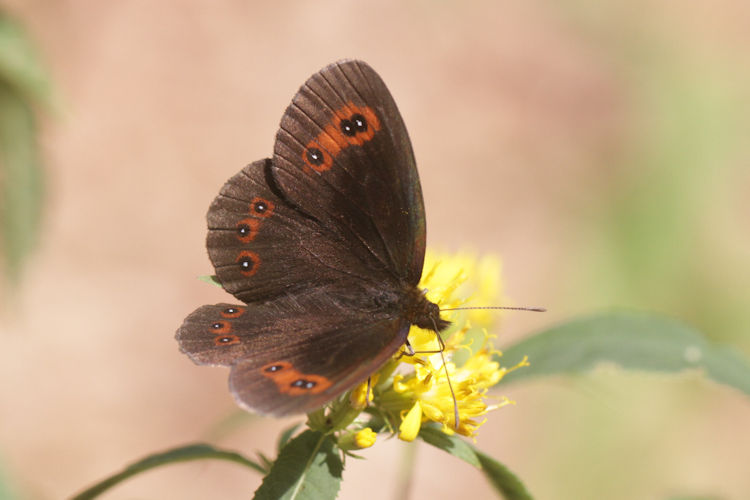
393, 327, 524, 439
391, 250, 523, 439
354, 428, 377, 449
313, 250, 526, 444
337, 426, 378, 450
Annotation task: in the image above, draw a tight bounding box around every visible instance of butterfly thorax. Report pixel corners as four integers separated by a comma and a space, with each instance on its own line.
402, 285, 451, 332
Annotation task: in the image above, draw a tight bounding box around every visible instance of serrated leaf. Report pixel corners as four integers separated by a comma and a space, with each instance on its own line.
497, 311, 750, 397
418, 427, 533, 500
254, 430, 342, 500
71, 443, 264, 500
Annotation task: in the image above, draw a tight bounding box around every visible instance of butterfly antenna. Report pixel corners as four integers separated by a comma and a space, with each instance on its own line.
430, 317, 460, 431
440, 305, 546, 312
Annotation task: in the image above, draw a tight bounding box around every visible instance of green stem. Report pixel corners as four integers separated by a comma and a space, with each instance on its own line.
71, 443, 264, 500
393, 440, 418, 500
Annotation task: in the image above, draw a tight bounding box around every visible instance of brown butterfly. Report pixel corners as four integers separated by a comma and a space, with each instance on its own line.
176, 60, 449, 416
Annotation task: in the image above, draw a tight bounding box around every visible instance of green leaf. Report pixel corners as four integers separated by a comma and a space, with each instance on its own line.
418, 425, 480, 467
70, 443, 264, 500
254, 430, 343, 500
0, 11, 53, 288
497, 311, 750, 397
278, 423, 302, 452
475, 450, 534, 500
418, 426, 533, 500
0, 11, 55, 107
198, 274, 221, 286
0, 458, 20, 500
0, 81, 44, 286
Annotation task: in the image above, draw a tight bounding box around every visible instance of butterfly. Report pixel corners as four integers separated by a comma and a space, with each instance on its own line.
176, 60, 450, 417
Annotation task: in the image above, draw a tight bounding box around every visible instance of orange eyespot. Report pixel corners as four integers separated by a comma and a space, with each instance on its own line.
220, 306, 246, 319
236, 218, 261, 243
249, 197, 274, 218
215, 335, 239, 346
301, 102, 380, 174
209, 321, 232, 334
236, 251, 260, 277
260, 361, 332, 395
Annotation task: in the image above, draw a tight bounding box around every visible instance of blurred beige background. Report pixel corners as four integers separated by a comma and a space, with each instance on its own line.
1, 1, 749, 499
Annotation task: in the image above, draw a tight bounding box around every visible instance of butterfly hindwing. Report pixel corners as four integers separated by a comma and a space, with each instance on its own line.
176, 286, 411, 415
272, 60, 426, 285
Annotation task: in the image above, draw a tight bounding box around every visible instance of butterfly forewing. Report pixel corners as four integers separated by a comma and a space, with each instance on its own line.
272, 60, 426, 285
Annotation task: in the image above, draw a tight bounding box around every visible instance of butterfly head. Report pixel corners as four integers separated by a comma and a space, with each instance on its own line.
405, 286, 451, 332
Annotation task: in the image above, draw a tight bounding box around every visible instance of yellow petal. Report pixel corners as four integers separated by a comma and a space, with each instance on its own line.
398, 401, 423, 442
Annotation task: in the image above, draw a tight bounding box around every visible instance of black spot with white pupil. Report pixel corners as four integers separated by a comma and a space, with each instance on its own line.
306, 148, 324, 166
211, 322, 224, 329
239, 257, 255, 270
224, 307, 237, 314
340, 114, 367, 136
218, 337, 233, 343
253, 201, 267, 214
237, 224, 250, 236
265, 365, 284, 373
292, 379, 316, 389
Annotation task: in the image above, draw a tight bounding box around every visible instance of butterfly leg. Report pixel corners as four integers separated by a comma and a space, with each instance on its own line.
366, 376, 373, 406
397, 335, 460, 430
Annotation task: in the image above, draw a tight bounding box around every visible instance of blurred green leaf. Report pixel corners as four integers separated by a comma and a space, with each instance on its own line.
0, 11, 52, 287
0, 458, 19, 500
253, 430, 342, 500
0, 82, 43, 285
418, 425, 480, 467
0, 11, 54, 106
419, 426, 533, 500
475, 450, 534, 500
71, 443, 265, 500
497, 311, 750, 397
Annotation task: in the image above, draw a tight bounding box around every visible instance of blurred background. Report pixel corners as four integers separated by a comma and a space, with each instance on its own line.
1, 1, 749, 499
